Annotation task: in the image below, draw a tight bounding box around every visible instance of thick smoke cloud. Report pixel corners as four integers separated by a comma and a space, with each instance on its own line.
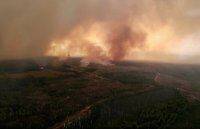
0, 0, 62, 58
0, 0, 199, 61
108, 24, 146, 60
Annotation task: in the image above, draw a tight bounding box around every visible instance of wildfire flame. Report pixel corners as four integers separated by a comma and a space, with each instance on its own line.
1, 0, 198, 63
46, 22, 180, 64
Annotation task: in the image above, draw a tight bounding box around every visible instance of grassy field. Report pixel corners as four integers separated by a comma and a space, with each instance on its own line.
66, 87, 191, 129
0, 57, 199, 129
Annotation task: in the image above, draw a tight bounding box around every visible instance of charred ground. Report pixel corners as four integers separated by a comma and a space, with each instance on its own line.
0, 57, 199, 129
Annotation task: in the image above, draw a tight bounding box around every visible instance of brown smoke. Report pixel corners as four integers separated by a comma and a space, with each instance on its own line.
0, 0, 199, 63
107, 24, 146, 60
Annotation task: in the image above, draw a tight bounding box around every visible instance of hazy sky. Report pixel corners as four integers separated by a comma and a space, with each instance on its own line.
0, 0, 199, 63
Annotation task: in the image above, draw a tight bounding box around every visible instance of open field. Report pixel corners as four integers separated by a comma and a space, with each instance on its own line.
0, 57, 199, 129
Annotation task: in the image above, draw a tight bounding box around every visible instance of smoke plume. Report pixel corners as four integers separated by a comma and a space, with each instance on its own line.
107, 24, 146, 60
0, 0, 199, 63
